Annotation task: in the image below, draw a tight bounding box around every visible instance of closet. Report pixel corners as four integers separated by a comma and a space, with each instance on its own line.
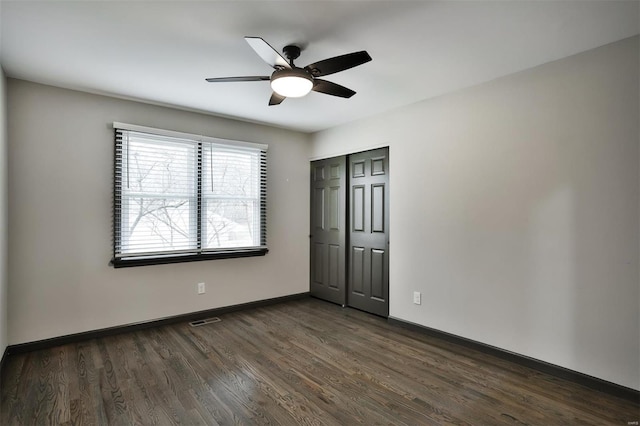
310, 147, 389, 317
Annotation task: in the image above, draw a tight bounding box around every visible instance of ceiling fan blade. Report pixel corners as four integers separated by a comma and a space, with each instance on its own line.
312, 79, 356, 98
245, 37, 291, 69
205, 76, 270, 83
305, 51, 371, 77
269, 92, 286, 106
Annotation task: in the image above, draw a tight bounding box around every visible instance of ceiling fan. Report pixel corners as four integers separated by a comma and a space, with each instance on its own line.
205, 37, 372, 105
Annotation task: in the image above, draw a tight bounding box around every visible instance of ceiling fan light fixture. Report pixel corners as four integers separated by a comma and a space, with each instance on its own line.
271, 68, 313, 98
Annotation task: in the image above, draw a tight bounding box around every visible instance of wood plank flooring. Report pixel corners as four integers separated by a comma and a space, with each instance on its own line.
1, 298, 638, 425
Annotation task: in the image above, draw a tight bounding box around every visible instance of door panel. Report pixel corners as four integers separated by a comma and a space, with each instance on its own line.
348, 148, 389, 317
313, 243, 323, 283
329, 187, 340, 229
310, 157, 346, 305
352, 186, 365, 231
372, 184, 385, 232
351, 246, 365, 294
371, 249, 385, 300
314, 188, 325, 230
328, 245, 341, 289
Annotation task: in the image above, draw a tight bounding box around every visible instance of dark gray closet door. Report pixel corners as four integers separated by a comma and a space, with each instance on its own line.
310, 156, 346, 305
348, 148, 389, 317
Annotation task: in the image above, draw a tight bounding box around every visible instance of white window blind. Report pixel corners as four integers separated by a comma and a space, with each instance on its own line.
113, 124, 267, 266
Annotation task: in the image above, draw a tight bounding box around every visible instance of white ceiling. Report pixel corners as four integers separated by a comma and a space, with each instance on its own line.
1, 1, 638, 133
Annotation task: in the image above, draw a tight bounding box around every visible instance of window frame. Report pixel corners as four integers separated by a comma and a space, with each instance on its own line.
111, 122, 268, 268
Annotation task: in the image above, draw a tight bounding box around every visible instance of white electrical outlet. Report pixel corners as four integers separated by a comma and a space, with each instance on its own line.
413, 291, 421, 305
197, 282, 206, 294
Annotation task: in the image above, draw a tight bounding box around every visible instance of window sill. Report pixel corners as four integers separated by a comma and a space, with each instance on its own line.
111, 248, 268, 268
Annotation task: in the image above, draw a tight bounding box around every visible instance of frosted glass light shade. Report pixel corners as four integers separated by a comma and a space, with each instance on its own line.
271, 69, 313, 98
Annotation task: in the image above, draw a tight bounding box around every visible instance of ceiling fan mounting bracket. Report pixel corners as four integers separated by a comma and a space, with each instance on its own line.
282, 45, 302, 62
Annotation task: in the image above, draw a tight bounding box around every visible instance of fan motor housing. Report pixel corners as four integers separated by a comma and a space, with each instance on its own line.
271, 67, 312, 81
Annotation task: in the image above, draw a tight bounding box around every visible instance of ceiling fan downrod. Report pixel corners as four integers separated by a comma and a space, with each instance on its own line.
282, 45, 301, 67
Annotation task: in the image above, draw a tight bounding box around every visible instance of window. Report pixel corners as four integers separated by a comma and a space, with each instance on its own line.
112, 123, 267, 267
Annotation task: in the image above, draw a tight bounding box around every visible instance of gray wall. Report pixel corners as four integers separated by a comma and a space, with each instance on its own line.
0, 68, 7, 358
7, 80, 311, 345
311, 36, 639, 390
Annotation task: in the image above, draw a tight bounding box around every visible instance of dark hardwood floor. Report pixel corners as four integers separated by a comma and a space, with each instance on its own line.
1, 298, 638, 425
